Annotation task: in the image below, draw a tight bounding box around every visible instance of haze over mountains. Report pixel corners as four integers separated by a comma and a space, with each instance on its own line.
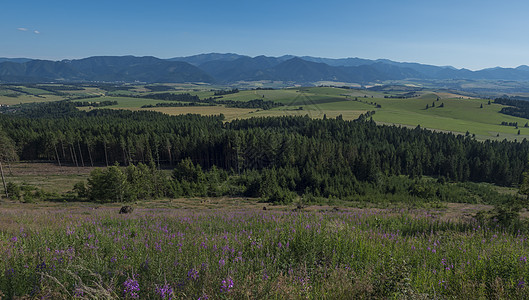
1, 53, 529, 84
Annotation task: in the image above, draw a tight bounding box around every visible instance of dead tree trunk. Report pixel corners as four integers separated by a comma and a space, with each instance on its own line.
167, 143, 173, 166
0, 161, 8, 198
70, 145, 79, 167
103, 140, 109, 167
77, 141, 85, 167
87, 144, 94, 167
54, 144, 61, 166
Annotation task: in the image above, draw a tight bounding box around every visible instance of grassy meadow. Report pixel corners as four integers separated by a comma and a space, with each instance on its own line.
89, 86, 529, 140
3, 83, 529, 140
1, 202, 529, 299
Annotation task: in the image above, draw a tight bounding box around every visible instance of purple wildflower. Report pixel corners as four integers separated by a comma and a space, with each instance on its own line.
123, 276, 140, 299
73, 286, 84, 297
519, 279, 525, 288
262, 271, 270, 281
188, 268, 199, 280
36, 261, 47, 271
156, 284, 173, 300
220, 277, 234, 293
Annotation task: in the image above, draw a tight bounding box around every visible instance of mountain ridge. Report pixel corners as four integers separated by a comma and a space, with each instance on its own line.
1, 54, 529, 84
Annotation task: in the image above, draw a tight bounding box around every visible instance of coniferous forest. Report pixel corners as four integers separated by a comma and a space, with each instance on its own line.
1, 101, 528, 203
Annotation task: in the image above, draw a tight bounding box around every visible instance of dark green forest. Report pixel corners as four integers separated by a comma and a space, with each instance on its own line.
496, 97, 529, 120
1, 101, 528, 203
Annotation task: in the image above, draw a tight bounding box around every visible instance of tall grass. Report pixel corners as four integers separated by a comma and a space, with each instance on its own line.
1, 207, 528, 299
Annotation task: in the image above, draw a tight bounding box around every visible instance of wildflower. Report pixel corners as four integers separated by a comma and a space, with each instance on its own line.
5, 268, 15, 277
73, 285, 84, 297
262, 271, 270, 281
220, 277, 234, 293
438, 279, 446, 289
123, 276, 140, 299
519, 279, 525, 288
36, 261, 47, 271
156, 284, 173, 300
188, 268, 199, 280
66, 227, 75, 235
10, 236, 18, 243
219, 258, 226, 267
520, 256, 527, 263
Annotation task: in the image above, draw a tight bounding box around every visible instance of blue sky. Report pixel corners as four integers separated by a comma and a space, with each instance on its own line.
2, 0, 528, 70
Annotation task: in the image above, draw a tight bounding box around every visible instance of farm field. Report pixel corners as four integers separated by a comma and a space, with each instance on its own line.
3, 84, 529, 140
1, 201, 528, 299
127, 87, 529, 140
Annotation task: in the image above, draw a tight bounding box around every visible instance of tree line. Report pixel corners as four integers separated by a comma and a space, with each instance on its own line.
495, 97, 529, 120
1, 102, 528, 191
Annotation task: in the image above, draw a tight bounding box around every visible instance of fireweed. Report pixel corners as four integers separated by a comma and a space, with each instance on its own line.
0, 206, 528, 298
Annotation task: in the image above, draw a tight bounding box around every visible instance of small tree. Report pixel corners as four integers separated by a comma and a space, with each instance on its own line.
87, 164, 130, 202
520, 170, 529, 200
172, 158, 205, 183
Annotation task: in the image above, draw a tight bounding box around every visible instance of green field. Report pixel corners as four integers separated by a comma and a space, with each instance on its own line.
3, 84, 529, 140
372, 94, 529, 140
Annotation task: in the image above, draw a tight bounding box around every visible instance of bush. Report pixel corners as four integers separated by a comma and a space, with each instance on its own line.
6, 182, 21, 200
73, 182, 88, 199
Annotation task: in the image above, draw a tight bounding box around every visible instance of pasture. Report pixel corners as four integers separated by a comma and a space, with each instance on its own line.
3, 83, 529, 140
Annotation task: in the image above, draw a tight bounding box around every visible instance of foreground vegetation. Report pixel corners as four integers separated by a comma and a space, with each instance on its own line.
1, 204, 529, 299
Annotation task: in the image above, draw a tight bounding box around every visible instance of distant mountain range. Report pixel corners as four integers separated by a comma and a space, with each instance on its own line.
1, 54, 529, 84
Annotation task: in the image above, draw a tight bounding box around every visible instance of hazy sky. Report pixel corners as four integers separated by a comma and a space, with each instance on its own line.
2, 0, 528, 70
